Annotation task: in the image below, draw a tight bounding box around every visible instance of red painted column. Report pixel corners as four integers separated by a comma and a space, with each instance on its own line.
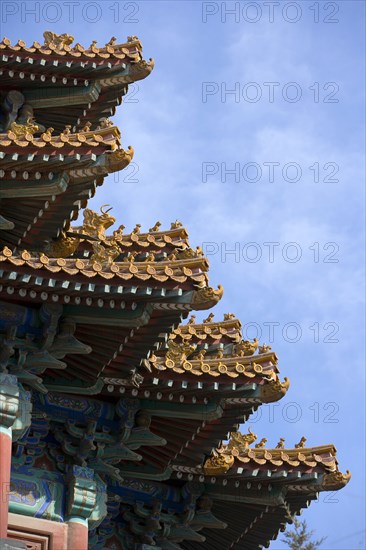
67, 518, 89, 550
0, 428, 12, 538
0, 374, 20, 540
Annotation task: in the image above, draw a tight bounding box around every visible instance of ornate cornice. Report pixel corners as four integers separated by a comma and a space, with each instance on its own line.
203, 430, 345, 480
0, 246, 209, 286
170, 314, 242, 343
0, 124, 121, 150
146, 347, 278, 380
260, 376, 290, 402
321, 470, 351, 490
191, 284, 224, 310
0, 32, 144, 62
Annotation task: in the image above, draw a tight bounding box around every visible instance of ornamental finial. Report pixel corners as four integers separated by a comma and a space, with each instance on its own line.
106, 36, 117, 47
255, 437, 267, 448
223, 313, 236, 321
43, 31, 74, 49
203, 312, 214, 324
149, 221, 161, 232
295, 436, 307, 448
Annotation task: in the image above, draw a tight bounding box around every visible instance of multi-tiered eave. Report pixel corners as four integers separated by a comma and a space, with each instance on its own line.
0, 31, 153, 247
0, 34, 153, 131
103, 316, 289, 477
0, 125, 132, 247
0, 30, 350, 550
0, 218, 223, 391
171, 435, 351, 550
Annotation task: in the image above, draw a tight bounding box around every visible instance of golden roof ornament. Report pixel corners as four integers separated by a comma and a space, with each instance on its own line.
203, 313, 214, 324
193, 350, 206, 360
165, 340, 196, 367
187, 315, 196, 325
276, 438, 286, 449
171, 220, 183, 229
261, 377, 290, 403
258, 343, 272, 354
98, 118, 114, 129
228, 428, 258, 451
81, 121, 92, 132
255, 437, 268, 448
203, 451, 235, 476
8, 118, 39, 138
223, 313, 236, 321
43, 31, 74, 50
105, 147, 135, 173
82, 205, 116, 240
145, 252, 155, 262
90, 242, 120, 266
234, 338, 259, 356
321, 470, 351, 491
113, 224, 125, 240
43, 205, 123, 259
191, 285, 224, 310
106, 36, 117, 47
43, 231, 80, 258
41, 127, 54, 142
127, 251, 137, 263
295, 436, 307, 448
149, 221, 161, 232
212, 349, 224, 359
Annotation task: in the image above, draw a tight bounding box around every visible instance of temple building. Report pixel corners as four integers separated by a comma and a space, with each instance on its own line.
0, 32, 350, 550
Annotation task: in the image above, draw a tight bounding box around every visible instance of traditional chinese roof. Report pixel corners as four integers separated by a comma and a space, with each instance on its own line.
0, 210, 224, 392
100, 315, 289, 478
1, 30, 350, 550
168, 432, 351, 550
0, 31, 153, 244
0, 247, 209, 288
202, 433, 346, 478
137, 315, 284, 394
0, 124, 134, 248
0, 33, 154, 131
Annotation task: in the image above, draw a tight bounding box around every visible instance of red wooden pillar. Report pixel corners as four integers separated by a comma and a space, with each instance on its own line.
0, 374, 20, 539
67, 518, 89, 550
0, 427, 12, 538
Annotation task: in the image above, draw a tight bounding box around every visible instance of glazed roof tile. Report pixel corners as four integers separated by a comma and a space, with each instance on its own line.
186, 430, 351, 491
170, 315, 242, 343
0, 124, 121, 150
0, 246, 209, 286
0, 34, 144, 63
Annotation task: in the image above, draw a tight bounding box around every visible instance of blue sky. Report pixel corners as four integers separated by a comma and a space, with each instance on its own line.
1, 1, 365, 548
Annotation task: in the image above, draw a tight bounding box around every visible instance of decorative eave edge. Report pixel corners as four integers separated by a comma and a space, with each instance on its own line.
172, 462, 351, 493
0, 33, 144, 61
320, 469, 351, 490
0, 123, 121, 149
191, 284, 224, 310
260, 376, 290, 402
98, 59, 155, 88
202, 430, 351, 490
144, 351, 282, 381
170, 314, 242, 340
69, 147, 135, 179
0, 250, 209, 286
